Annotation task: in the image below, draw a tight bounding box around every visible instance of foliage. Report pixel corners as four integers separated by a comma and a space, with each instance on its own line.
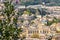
47, 21, 53, 26
46, 17, 60, 26
23, 9, 31, 15
0, 1, 22, 40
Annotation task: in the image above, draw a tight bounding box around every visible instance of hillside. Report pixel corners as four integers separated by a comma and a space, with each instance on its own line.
20, 0, 60, 6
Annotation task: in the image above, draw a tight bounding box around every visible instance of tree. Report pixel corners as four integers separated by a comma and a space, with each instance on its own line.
23, 9, 31, 16
0, 1, 22, 40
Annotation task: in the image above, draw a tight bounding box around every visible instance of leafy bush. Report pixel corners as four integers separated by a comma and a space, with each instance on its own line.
45, 17, 60, 26
0, 1, 22, 40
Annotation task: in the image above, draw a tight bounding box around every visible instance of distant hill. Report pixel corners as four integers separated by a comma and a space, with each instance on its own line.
16, 0, 60, 6
20, 0, 60, 6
